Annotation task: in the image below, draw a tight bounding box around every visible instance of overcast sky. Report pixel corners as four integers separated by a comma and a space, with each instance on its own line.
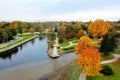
0, 0, 120, 22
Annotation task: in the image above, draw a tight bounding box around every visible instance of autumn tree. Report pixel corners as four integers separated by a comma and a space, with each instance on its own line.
88, 19, 110, 38
73, 22, 83, 33
9, 21, 18, 29
76, 48, 102, 77
39, 26, 44, 35
76, 29, 84, 39
29, 27, 35, 34
59, 26, 66, 37
75, 36, 94, 54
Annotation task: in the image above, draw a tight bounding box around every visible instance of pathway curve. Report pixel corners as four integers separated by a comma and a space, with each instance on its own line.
78, 54, 120, 80
60, 40, 77, 49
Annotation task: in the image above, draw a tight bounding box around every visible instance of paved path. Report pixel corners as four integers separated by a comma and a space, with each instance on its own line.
0, 35, 38, 53
101, 54, 120, 64
78, 54, 120, 80
60, 40, 77, 49
0, 37, 22, 48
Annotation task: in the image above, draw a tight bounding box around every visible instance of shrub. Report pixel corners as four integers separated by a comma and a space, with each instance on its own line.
100, 65, 113, 76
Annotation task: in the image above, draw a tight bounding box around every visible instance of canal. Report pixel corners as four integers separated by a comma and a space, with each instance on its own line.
0, 37, 77, 80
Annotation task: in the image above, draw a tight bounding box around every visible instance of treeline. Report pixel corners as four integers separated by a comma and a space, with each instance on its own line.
0, 21, 31, 43
0, 21, 60, 43
0, 20, 120, 43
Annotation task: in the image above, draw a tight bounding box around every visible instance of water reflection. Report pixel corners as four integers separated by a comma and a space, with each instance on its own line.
0, 48, 18, 60
20, 45, 23, 50
39, 36, 44, 40
0, 37, 50, 70
31, 39, 35, 45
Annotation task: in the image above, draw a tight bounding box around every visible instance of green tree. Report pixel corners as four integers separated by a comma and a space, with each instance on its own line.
9, 27, 17, 36
54, 26, 58, 33
100, 34, 117, 55
2, 31, 8, 42
18, 26, 23, 35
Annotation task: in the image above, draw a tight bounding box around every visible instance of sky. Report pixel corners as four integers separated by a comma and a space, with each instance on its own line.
0, 0, 120, 22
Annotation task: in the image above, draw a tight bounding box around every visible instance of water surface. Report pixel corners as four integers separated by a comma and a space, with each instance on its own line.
0, 37, 77, 80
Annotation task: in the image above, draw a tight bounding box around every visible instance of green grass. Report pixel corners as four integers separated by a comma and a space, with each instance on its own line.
59, 38, 78, 47
101, 53, 114, 61
87, 63, 120, 80
65, 62, 82, 80
116, 30, 120, 33
69, 37, 77, 41
59, 39, 70, 47
58, 45, 76, 54
0, 34, 36, 51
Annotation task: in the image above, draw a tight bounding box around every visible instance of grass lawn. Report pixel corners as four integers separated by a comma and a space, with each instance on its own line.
87, 63, 120, 80
59, 37, 77, 47
101, 53, 114, 61
65, 62, 82, 80
100, 48, 120, 61
58, 45, 76, 54
59, 39, 70, 47
116, 30, 120, 33
69, 37, 77, 41
0, 34, 36, 51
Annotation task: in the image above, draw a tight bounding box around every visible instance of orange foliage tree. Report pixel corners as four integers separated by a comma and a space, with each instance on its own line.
75, 36, 94, 54
76, 48, 102, 77
88, 19, 110, 38
9, 21, 18, 29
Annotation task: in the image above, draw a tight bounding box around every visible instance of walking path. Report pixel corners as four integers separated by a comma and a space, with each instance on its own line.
0, 37, 23, 48
78, 54, 120, 80
60, 40, 77, 49
0, 35, 38, 53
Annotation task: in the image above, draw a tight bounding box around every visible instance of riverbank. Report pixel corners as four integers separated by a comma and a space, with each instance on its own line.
0, 34, 38, 54
40, 61, 82, 80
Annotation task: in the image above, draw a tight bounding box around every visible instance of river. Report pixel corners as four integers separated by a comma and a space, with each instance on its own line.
0, 37, 77, 80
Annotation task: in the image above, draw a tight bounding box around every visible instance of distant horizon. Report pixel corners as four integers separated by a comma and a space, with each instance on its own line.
0, 0, 120, 22
0, 19, 119, 22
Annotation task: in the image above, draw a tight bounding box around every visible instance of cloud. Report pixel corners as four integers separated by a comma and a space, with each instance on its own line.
0, 0, 120, 21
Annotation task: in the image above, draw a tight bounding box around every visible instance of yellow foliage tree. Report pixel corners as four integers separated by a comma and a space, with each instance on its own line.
59, 26, 66, 37
75, 36, 94, 54
39, 26, 44, 35
29, 27, 34, 34
88, 19, 110, 38
76, 29, 84, 39
76, 48, 102, 77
